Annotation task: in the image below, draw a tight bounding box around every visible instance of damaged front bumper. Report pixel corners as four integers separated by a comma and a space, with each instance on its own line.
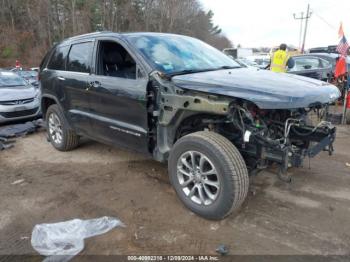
240, 121, 336, 179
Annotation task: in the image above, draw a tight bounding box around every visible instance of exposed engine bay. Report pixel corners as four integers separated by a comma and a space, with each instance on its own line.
215, 102, 336, 181
150, 73, 337, 181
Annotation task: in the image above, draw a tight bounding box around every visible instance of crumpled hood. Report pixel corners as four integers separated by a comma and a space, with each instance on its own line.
172, 68, 341, 109
0, 85, 37, 101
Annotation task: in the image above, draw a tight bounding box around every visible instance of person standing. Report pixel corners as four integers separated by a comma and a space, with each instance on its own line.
270, 44, 295, 73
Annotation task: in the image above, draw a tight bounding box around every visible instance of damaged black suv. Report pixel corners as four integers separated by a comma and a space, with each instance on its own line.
40, 32, 340, 220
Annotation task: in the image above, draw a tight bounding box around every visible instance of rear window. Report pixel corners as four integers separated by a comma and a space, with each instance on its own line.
67, 42, 93, 73
0, 72, 27, 87
47, 45, 70, 70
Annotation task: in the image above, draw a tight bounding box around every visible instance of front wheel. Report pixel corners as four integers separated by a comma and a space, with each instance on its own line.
168, 131, 249, 220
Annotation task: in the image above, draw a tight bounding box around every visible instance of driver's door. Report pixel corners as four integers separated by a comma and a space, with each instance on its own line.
87, 38, 150, 153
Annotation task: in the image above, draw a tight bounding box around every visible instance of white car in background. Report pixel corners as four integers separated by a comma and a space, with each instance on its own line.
246, 54, 271, 69
0, 71, 41, 123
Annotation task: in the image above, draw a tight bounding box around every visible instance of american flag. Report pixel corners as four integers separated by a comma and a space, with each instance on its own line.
336, 35, 349, 56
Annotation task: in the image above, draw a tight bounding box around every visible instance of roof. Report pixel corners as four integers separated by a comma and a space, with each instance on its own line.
59, 31, 187, 45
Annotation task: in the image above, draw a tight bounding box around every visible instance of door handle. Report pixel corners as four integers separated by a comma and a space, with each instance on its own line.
88, 81, 101, 90
57, 76, 65, 81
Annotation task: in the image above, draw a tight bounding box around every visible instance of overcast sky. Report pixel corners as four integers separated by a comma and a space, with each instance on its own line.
200, 0, 349, 49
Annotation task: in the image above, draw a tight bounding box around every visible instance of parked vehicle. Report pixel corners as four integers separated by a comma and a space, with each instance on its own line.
304, 53, 350, 74
235, 58, 260, 68
246, 54, 271, 69
309, 45, 350, 56
287, 55, 332, 82
300, 53, 349, 95
40, 32, 340, 220
0, 71, 41, 123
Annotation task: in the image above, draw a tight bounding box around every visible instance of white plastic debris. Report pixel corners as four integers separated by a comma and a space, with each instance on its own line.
31, 216, 124, 261
11, 179, 25, 185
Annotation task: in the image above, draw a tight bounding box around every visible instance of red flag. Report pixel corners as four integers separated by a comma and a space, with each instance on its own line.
338, 22, 344, 38
334, 56, 347, 78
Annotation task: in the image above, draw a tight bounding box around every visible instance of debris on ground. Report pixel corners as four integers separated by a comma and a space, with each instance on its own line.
11, 179, 25, 185
31, 216, 124, 261
346, 162, 350, 167
215, 244, 229, 255
0, 119, 44, 150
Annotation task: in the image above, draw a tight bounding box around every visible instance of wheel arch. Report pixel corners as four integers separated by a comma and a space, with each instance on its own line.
41, 95, 59, 120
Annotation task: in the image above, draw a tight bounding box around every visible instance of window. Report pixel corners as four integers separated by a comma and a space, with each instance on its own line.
289, 57, 321, 71
319, 59, 330, 68
47, 45, 70, 70
128, 35, 240, 75
0, 72, 28, 88
67, 42, 93, 73
97, 41, 137, 79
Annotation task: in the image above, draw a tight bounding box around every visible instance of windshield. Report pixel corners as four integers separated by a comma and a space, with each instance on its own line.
18, 70, 38, 78
0, 72, 28, 87
128, 34, 241, 75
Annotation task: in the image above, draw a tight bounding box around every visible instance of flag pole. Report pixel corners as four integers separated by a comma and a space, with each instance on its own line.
342, 80, 348, 124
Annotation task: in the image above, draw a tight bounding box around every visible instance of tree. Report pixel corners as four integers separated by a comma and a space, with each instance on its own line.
0, 0, 232, 67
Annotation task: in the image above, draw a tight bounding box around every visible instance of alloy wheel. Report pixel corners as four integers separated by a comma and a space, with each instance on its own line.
176, 151, 220, 206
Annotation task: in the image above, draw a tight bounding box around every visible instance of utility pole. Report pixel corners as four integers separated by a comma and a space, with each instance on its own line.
293, 12, 304, 49
293, 4, 312, 53
301, 4, 312, 53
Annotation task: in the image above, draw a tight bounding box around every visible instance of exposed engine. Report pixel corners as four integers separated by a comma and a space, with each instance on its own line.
223, 101, 336, 180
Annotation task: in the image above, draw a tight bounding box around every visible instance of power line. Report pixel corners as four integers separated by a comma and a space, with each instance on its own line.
312, 11, 337, 30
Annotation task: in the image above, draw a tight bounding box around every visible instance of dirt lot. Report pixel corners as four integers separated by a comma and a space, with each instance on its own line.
0, 125, 350, 256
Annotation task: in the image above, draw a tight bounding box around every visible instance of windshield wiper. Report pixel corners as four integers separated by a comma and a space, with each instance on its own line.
165, 68, 218, 77
215, 65, 242, 70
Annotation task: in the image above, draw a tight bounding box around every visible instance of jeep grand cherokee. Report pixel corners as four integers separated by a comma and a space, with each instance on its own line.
40, 32, 340, 220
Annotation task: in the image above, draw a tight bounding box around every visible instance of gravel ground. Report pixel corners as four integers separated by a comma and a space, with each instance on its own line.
0, 126, 350, 256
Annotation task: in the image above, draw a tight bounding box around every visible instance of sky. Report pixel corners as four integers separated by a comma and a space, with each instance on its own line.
200, 0, 350, 49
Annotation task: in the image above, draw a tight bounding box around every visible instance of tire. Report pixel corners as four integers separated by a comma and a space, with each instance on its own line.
168, 131, 249, 220
46, 104, 79, 151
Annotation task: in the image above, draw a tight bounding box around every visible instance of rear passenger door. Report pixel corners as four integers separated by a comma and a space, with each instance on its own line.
59, 41, 94, 134
87, 38, 149, 153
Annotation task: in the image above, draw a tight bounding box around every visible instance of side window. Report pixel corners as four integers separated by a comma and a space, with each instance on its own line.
319, 59, 330, 68
47, 46, 70, 70
67, 42, 93, 73
290, 57, 320, 71
97, 40, 137, 79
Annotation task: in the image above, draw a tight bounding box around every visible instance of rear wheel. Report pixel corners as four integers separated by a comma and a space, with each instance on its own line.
168, 131, 249, 220
46, 104, 79, 151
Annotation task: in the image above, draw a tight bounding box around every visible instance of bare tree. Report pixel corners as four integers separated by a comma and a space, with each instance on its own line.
0, 0, 232, 67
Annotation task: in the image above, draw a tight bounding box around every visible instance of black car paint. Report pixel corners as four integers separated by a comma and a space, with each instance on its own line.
41, 33, 152, 153
40, 32, 340, 158
172, 68, 340, 109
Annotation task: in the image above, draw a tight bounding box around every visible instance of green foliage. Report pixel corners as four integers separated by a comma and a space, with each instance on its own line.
1, 47, 14, 59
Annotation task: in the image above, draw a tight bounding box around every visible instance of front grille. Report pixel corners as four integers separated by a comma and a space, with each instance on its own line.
0, 98, 35, 105
0, 107, 39, 118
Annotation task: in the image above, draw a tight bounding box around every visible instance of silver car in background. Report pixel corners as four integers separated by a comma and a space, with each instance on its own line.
0, 71, 41, 123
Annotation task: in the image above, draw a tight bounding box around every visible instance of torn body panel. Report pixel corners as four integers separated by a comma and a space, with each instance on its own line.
150, 72, 337, 178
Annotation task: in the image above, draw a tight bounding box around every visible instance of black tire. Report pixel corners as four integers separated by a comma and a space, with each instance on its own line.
168, 131, 249, 220
46, 104, 79, 151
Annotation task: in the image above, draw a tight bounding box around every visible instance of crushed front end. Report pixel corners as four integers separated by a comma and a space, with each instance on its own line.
223, 102, 336, 180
